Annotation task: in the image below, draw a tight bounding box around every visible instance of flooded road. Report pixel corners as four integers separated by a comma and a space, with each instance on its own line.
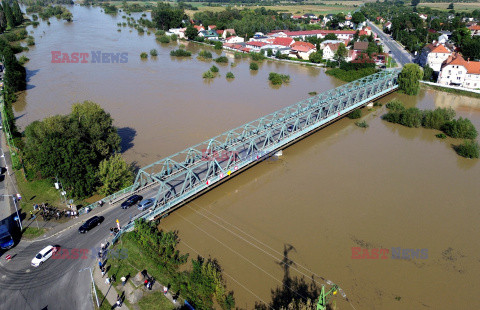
18, 5, 480, 309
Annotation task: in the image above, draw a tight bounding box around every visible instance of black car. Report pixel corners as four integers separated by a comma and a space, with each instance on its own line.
78, 216, 104, 233
121, 195, 143, 209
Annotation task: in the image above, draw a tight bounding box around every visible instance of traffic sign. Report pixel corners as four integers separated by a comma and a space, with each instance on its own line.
5, 255, 11, 261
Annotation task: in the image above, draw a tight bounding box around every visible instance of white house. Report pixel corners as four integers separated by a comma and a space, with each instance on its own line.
384, 21, 392, 32
260, 45, 291, 56
323, 43, 340, 61
320, 40, 344, 50
225, 36, 244, 44
418, 42, 452, 72
463, 61, 480, 89
437, 53, 468, 87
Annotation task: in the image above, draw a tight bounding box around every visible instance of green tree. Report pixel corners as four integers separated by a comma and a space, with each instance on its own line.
0, 5, 7, 33
411, 0, 420, 6
23, 101, 121, 197
151, 3, 185, 30
447, 2, 454, 10
309, 50, 323, 63
352, 12, 365, 24
98, 153, 133, 195
454, 140, 479, 159
324, 33, 338, 41
398, 63, 423, 95
334, 43, 347, 64
185, 25, 197, 40
11, 0, 22, 26
422, 64, 433, 81
2, 1, 14, 30
441, 118, 478, 139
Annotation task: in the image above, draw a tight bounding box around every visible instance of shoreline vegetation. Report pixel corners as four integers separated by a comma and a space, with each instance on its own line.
382, 99, 479, 159
108, 219, 236, 309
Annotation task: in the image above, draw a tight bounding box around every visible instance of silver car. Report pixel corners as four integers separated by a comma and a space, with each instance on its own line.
138, 198, 155, 211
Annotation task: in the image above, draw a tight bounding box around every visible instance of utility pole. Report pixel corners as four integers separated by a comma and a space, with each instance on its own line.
55, 176, 69, 208
80, 267, 100, 308
1, 195, 22, 230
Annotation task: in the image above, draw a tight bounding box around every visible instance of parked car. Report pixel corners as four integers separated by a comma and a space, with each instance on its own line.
78, 216, 104, 233
138, 198, 155, 211
31, 245, 58, 267
121, 195, 143, 209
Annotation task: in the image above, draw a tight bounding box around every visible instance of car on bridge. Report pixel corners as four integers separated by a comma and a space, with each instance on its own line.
138, 198, 155, 211
31, 245, 59, 267
121, 195, 143, 209
78, 216, 104, 233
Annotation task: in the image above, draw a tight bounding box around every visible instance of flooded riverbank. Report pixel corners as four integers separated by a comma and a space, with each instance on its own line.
16, 5, 480, 309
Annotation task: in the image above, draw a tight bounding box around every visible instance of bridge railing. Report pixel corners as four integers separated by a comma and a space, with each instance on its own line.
78, 184, 136, 215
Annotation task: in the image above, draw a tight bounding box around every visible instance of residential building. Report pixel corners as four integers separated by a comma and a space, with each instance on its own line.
418, 42, 452, 72
245, 41, 268, 51
169, 28, 186, 39
438, 53, 465, 86
290, 41, 316, 60
271, 37, 295, 47
353, 41, 369, 53
222, 29, 236, 39
384, 21, 392, 31
198, 30, 219, 40
468, 25, 480, 36
323, 43, 340, 61
319, 40, 344, 50
225, 36, 244, 44
260, 45, 291, 56
194, 25, 205, 32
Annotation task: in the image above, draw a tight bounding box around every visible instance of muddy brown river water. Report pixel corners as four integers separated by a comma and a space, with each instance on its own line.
16, 5, 480, 309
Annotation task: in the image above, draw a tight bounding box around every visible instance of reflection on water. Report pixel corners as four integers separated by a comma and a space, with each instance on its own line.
17, 5, 480, 310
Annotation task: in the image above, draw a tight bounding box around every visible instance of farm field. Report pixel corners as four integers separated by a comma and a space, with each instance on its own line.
419, 2, 480, 12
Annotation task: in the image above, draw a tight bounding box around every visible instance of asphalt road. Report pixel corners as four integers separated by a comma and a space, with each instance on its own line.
367, 21, 414, 67
0, 187, 158, 310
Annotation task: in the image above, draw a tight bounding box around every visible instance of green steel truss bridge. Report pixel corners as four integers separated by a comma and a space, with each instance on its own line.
100, 69, 400, 235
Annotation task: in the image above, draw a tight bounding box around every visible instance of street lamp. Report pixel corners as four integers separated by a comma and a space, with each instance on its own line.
1, 194, 21, 230
79, 266, 100, 308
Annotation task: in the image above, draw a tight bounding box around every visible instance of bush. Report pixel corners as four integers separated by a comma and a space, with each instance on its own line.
26, 37, 35, 46
435, 133, 447, 139
214, 56, 228, 64
454, 140, 479, 159
170, 49, 192, 57
137, 28, 144, 34
198, 50, 212, 59
194, 36, 205, 42
347, 109, 362, 119
385, 99, 405, 112
155, 30, 165, 36
422, 108, 455, 130
170, 34, 178, 41
250, 52, 265, 61
140, 52, 148, 59
210, 65, 219, 73
268, 72, 290, 85
234, 52, 244, 59
214, 41, 222, 50
355, 121, 369, 128
226, 72, 235, 79
399, 107, 423, 128
249, 62, 258, 71
441, 118, 478, 139
157, 35, 170, 43
150, 49, 158, 56
18, 55, 29, 65
203, 70, 215, 78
